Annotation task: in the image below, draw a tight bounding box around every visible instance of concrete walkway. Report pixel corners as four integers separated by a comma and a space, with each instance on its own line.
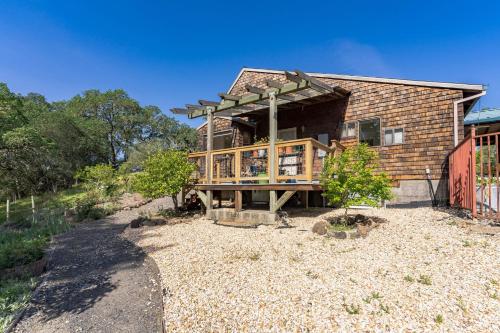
14, 198, 173, 333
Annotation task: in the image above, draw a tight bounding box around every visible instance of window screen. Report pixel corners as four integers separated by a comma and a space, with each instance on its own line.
203, 130, 233, 150
359, 119, 381, 146
341, 122, 356, 138
384, 128, 404, 146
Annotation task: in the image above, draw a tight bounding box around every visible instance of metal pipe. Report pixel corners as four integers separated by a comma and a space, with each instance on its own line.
453, 91, 486, 146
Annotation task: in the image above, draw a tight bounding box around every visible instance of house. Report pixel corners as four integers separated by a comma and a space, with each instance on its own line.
172, 68, 485, 223
464, 107, 500, 135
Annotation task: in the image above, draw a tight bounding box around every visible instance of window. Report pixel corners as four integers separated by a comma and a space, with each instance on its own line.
384, 128, 404, 145
359, 118, 381, 146
278, 127, 297, 141
341, 122, 356, 138
203, 130, 233, 150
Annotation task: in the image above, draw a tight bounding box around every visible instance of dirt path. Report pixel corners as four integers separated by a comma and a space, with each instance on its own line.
14, 198, 173, 333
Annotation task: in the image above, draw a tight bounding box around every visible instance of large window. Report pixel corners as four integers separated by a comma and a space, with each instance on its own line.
384, 128, 404, 145
359, 118, 381, 146
341, 122, 356, 138
203, 130, 233, 150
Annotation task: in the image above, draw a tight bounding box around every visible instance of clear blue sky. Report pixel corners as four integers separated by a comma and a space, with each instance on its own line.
1, 0, 499, 127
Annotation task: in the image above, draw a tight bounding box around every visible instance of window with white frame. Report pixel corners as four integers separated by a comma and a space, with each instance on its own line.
341, 122, 356, 138
384, 128, 404, 145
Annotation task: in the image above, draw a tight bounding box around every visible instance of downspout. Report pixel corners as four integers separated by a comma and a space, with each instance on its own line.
453, 91, 486, 146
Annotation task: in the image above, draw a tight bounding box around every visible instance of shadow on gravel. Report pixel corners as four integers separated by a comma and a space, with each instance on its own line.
21, 218, 150, 323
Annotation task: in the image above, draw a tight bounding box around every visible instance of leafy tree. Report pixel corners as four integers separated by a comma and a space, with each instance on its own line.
132, 150, 195, 209
76, 164, 117, 198
321, 143, 393, 218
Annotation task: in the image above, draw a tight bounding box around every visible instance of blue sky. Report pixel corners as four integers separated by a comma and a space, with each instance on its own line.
1, 0, 499, 127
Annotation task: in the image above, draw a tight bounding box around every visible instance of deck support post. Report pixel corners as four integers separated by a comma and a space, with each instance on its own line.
206, 107, 214, 212
269, 92, 278, 212
235, 190, 242, 212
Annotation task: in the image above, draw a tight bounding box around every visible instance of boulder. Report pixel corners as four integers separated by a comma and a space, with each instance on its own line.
312, 220, 329, 235
356, 223, 371, 238
130, 217, 144, 228
333, 231, 348, 239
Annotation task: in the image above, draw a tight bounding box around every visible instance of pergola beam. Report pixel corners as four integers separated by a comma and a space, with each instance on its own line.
170, 108, 190, 114
199, 100, 219, 106
245, 84, 267, 95
218, 93, 241, 101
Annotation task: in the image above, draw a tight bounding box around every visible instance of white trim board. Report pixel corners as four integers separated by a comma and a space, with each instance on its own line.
227, 67, 485, 94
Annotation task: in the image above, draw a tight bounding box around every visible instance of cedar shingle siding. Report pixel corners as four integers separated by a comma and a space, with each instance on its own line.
227, 70, 465, 182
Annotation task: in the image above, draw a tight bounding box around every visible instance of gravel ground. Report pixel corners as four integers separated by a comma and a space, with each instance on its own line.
13, 198, 173, 333
127, 207, 500, 332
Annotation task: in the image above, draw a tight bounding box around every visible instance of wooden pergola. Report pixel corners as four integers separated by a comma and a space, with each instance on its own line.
171, 70, 350, 213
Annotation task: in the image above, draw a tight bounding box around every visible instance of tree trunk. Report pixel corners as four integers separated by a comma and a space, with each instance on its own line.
172, 195, 178, 210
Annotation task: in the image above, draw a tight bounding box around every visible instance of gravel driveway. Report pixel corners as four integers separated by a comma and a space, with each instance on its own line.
13, 198, 173, 333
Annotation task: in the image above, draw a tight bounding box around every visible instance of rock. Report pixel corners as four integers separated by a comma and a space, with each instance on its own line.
349, 231, 360, 239
354, 214, 366, 223
356, 223, 371, 238
333, 231, 348, 239
130, 217, 144, 228
143, 218, 167, 227
312, 220, 328, 235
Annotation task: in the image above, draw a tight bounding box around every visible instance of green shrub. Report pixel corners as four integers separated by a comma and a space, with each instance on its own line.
133, 150, 195, 209
321, 143, 393, 218
75, 164, 117, 199
0, 277, 38, 332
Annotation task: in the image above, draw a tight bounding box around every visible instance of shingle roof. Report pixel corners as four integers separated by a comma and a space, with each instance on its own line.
464, 108, 500, 125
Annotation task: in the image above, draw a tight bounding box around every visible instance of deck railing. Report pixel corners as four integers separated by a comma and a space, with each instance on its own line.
188, 138, 342, 185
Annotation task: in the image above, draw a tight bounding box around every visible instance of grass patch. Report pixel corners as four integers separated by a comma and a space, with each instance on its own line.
343, 302, 360, 315
248, 252, 261, 261
417, 274, 432, 286
0, 186, 86, 224
434, 314, 444, 325
0, 277, 38, 332
404, 275, 415, 283
0, 215, 71, 330
0, 216, 71, 270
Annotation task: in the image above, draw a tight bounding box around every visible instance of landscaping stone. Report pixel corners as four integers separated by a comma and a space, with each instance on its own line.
311, 220, 328, 235
333, 231, 348, 239
125, 207, 500, 332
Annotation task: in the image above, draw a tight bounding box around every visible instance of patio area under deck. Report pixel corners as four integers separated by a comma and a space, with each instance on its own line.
171, 69, 350, 221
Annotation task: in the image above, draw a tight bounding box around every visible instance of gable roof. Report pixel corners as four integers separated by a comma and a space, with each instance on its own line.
464, 108, 500, 125
227, 68, 485, 94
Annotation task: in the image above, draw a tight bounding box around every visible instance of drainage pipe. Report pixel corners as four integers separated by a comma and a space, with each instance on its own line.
453, 91, 486, 146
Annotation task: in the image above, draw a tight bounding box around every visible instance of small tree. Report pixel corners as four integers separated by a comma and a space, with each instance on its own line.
132, 150, 195, 210
75, 164, 117, 198
321, 143, 392, 219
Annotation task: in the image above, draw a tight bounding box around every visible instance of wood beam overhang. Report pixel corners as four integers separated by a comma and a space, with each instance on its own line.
170, 108, 190, 114
175, 69, 350, 119
199, 100, 219, 106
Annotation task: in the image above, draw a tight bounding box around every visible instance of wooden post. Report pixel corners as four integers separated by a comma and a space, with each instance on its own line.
6, 199, 9, 221
306, 140, 313, 182
269, 92, 278, 212
31, 195, 35, 223
235, 190, 242, 212
471, 125, 477, 218
206, 107, 214, 211
305, 191, 309, 209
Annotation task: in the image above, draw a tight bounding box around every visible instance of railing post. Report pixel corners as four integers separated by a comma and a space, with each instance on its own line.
235, 150, 241, 184
471, 125, 477, 218
206, 107, 214, 212
306, 140, 313, 182
269, 92, 278, 212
